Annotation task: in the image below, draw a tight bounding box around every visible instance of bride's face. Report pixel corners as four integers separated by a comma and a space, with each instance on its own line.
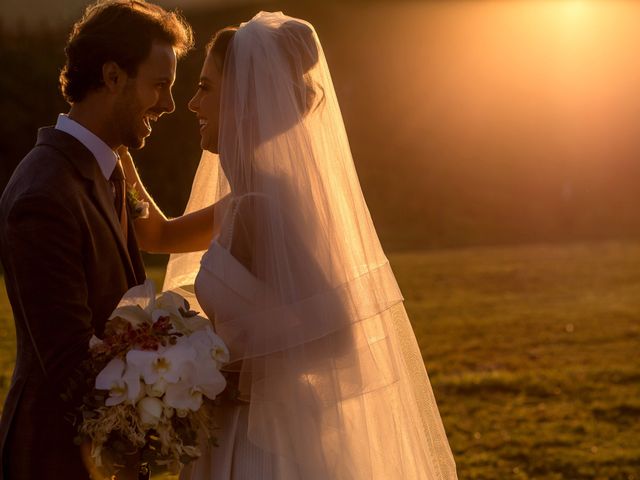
188, 53, 222, 153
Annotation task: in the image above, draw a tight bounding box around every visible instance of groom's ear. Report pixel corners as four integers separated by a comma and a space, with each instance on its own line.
102, 61, 128, 93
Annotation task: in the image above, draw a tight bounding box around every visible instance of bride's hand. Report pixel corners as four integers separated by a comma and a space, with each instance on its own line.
114, 146, 217, 254
116, 146, 137, 186
116, 145, 130, 160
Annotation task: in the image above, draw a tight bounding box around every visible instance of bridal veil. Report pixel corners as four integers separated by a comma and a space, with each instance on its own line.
164, 11, 457, 479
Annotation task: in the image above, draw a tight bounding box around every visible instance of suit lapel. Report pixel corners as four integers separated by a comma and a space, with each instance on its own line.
36, 128, 139, 285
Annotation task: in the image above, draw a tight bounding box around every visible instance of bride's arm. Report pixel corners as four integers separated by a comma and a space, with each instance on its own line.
118, 147, 217, 254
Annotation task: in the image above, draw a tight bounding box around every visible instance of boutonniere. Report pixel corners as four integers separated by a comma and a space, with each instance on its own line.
126, 183, 150, 220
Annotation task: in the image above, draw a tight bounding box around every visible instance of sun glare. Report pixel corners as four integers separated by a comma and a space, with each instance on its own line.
391, 0, 640, 171
562, 0, 590, 19
537, 0, 599, 40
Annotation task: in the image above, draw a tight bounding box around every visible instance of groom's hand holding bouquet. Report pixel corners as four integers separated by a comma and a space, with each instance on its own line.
66, 280, 229, 479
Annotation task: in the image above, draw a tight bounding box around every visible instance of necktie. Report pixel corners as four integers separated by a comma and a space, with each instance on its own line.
110, 161, 129, 244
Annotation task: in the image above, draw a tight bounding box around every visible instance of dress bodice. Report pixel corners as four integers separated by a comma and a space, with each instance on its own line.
195, 239, 261, 328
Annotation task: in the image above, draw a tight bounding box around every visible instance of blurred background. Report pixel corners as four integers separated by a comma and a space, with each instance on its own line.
4, 0, 640, 250
1, 1, 639, 478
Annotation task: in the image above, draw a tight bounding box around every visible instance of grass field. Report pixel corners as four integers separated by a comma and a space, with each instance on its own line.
1, 242, 639, 479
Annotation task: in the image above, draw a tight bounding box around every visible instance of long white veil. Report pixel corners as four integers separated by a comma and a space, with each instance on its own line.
164, 12, 457, 479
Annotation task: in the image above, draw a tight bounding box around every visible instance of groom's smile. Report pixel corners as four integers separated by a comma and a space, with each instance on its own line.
143, 113, 159, 135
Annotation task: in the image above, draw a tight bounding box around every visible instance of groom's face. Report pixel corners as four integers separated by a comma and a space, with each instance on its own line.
114, 41, 177, 149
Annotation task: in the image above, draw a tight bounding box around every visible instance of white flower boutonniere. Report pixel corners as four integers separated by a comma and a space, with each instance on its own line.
126, 183, 150, 220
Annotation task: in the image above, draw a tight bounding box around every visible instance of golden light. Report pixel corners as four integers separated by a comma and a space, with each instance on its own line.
376, 0, 640, 172
560, 0, 591, 20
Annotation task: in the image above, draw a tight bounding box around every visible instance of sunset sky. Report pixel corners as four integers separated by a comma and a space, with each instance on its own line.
4, 0, 640, 245
2, 0, 256, 27
6, 0, 640, 175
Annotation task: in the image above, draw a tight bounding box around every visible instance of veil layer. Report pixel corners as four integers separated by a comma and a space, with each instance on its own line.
164, 12, 457, 479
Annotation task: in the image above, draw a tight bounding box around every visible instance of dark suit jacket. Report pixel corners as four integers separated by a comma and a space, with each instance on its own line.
0, 128, 146, 479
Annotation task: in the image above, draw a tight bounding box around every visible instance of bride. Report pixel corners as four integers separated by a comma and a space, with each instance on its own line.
121, 11, 457, 479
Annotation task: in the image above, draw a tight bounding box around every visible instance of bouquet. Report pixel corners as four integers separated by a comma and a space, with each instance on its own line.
73, 280, 229, 478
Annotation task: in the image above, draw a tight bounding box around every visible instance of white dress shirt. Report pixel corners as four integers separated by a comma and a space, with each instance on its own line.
55, 114, 118, 180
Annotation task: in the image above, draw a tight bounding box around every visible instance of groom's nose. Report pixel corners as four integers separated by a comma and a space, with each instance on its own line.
158, 89, 176, 114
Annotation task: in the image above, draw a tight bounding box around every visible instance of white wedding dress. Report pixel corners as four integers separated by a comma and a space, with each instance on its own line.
178, 194, 457, 480
168, 11, 457, 480
180, 200, 304, 480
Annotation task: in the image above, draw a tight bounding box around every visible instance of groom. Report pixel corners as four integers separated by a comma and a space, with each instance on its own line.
0, 1, 192, 478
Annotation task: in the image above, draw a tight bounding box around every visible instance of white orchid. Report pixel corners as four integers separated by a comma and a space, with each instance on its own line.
163, 360, 226, 412
164, 381, 204, 412
109, 279, 178, 327
137, 396, 164, 427
187, 327, 230, 368
161, 327, 228, 412
95, 358, 142, 406
126, 342, 197, 388
151, 290, 193, 325
110, 280, 213, 334
155, 291, 187, 318
108, 279, 156, 327
156, 290, 211, 335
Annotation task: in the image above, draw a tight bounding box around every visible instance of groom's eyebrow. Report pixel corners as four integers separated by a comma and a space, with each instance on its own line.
154, 75, 174, 83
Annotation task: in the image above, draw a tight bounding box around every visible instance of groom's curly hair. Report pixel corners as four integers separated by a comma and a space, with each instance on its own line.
59, 0, 194, 104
